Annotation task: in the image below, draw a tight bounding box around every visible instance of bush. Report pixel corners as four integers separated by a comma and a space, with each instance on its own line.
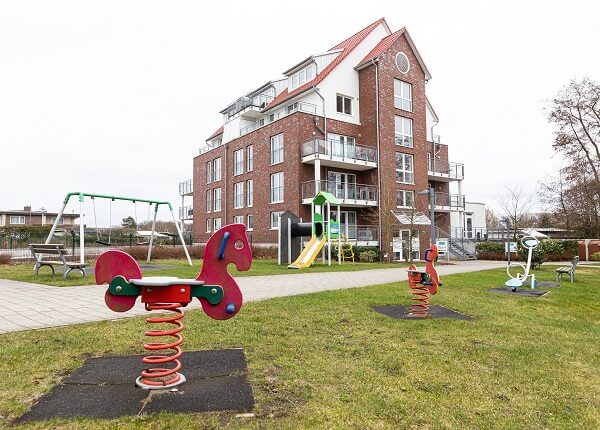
354, 246, 382, 262
251, 246, 278, 259
476, 241, 505, 253
0, 253, 12, 265
591, 251, 600, 261
127, 245, 204, 261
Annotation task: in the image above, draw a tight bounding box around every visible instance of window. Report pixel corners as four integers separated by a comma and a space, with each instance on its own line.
396, 190, 415, 208
206, 218, 212, 233
327, 133, 356, 158
246, 145, 253, 172
233, 215, 244, 224
206, 190, 212, 212
213, 188, 222, 212
234, 182, 244, 209
206, 161, 212, 184
246, 214, 254, 231
233, 149, 244, 176
271, 211, 283, 229
336, 95, 352, 115
213, 158, 222, 181
289, 64, 316, 90
394, 80, 412, 111
270, 172, 284, 203
270, 134, 284, 165
246, 179, 253, 207
395, 116, 413, 147
395, 153, 414, 184
10, 216, 25, 225
213, 218, 222, 231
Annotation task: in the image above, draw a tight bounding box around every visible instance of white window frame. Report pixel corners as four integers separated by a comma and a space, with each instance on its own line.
270, 172, 284, 203
289, 64, 316, 90
246, 214, 254, 231
233, 149, 244, 176
247, 145, 253, 172
213, 158, 222, 181
246, 179, 253, 207
395, 116, 413, 148
10, 215, 25, 225
396, 190, 415, 208
270, 134, 284, 165
213, 188, 222, 212
206, 190, 212, 212
271, 211, 283, 230
336, 94, 352, 115
206, 218, 212, 233
233, 215, 244, 224
206, 161, 212, 184
394, 80, 413, 112
395, 153, 414, 184
213, 218, 222, 231
233, 182, 244, 209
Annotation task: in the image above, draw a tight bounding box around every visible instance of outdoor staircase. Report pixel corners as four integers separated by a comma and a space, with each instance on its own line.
437, 227, 477, 261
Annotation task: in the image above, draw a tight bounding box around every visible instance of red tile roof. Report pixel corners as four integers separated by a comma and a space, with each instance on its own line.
206, 125, 224, 141
264, 18, 388, 112
356, 28, 406, 69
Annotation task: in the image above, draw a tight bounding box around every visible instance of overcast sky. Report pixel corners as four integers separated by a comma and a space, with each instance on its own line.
1, 0, 598, 226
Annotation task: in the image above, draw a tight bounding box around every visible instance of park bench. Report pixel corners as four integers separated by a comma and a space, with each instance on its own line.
29, 244, 88, 279
555, 256, 579, 283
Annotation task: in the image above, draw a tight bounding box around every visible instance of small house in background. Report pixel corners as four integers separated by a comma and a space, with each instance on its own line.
0, 206, 78, 227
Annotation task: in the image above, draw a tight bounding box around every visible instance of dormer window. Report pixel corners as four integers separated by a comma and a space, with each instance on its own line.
289, 64, 316, 90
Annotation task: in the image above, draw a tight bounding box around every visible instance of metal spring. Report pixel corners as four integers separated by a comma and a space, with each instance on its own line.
139, 302, 185, 389
409, 284, 431, 317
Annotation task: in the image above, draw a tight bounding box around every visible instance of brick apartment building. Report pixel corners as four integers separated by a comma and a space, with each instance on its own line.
180, 18, 466, 260
0, 206, 78, 227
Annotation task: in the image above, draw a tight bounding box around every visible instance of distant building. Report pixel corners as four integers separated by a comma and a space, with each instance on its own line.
0, 206, 78, 227
450, 201, 487, 240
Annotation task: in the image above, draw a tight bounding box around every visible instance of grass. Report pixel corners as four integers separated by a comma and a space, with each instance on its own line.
0, 259, 404, 287
0, 265, 599, 429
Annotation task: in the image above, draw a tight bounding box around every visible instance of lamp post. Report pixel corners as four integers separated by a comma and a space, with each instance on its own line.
418, 187, 435, 245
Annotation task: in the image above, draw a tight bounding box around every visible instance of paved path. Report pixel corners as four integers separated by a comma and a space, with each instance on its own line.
0, 261, 505, 334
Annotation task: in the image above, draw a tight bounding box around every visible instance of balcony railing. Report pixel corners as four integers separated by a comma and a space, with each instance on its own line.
240, 101, 318, 136
301, 139, 377, 164
178, 205, 193, 219
224, 93, 275, 119
432, 192, 465, 209
302, 180, 378, 204
428, 159, 465, 180
179, 179, 193, 196
341, 225, 379, 244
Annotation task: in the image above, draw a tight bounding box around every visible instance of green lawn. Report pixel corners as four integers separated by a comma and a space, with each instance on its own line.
0, 259, 404, 287
1, 266, 599, 429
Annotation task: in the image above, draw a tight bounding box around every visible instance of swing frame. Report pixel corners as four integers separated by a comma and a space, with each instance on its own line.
45, 192, 192, 266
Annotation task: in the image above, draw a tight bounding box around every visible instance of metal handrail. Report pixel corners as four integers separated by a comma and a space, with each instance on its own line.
301, 138, 377, 163
240, 101, 318, 137
427, 159, 465, 178
432, 192, 465, 208
178, 206, 193, 219
301, 180, 378, 202
178, 179, 193, 195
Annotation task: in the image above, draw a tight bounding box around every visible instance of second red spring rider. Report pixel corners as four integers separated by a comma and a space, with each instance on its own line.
407, 244, 442, 317
95, 224, 251, 390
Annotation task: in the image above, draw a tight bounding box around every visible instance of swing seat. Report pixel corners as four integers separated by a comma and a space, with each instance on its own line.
136, 241, 150, 246
96, 240, 113, 246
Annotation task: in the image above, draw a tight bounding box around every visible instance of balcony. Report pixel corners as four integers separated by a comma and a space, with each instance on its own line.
301, 180, 378, 207
179, 205, 193, 220
240, 101, 317, 137
430, 192, 465, 212
179, 179, 193, 196
224, 94, 274, 120
301, 139, 377, 171
428, 160, 464, 182
343, 225, 380, 247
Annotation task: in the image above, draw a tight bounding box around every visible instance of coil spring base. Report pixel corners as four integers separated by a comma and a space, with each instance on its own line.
137, 302, 187, 390
409, 286, 431, 317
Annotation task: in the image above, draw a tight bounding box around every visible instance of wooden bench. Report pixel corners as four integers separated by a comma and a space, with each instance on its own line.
29, 244, 88, 279
555, 256, 579, 283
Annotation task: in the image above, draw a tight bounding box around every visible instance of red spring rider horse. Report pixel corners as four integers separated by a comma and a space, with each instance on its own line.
407, 244, 442, 317
95, 224, 252, 389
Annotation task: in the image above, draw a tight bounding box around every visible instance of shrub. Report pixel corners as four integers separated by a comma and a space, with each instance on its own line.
127, 245, 204, 261
0, 253, 12, 265
476, 241, 504, 253
251, 246, 278, 259
354, 246, 382, 262
359, 249, 377, 262
591, 251, 600, 261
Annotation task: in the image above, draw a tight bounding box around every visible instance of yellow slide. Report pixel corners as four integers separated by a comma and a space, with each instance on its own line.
288, 236, 327, 269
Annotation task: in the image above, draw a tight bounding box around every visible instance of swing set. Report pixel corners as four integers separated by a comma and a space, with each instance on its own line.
45, 192, 192, 266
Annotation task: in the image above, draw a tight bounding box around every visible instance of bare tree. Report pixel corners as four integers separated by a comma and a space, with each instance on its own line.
498, 186, 533, 238
485, 208, 501, 230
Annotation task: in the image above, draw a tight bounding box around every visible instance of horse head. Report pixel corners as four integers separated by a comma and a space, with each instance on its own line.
197, 223, 252, 320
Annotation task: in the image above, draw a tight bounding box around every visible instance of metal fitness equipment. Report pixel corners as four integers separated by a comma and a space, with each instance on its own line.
45, 192, 193, 266
505, 236, 539, 291
95, 224, 252, 389
407, 245, 442, 317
